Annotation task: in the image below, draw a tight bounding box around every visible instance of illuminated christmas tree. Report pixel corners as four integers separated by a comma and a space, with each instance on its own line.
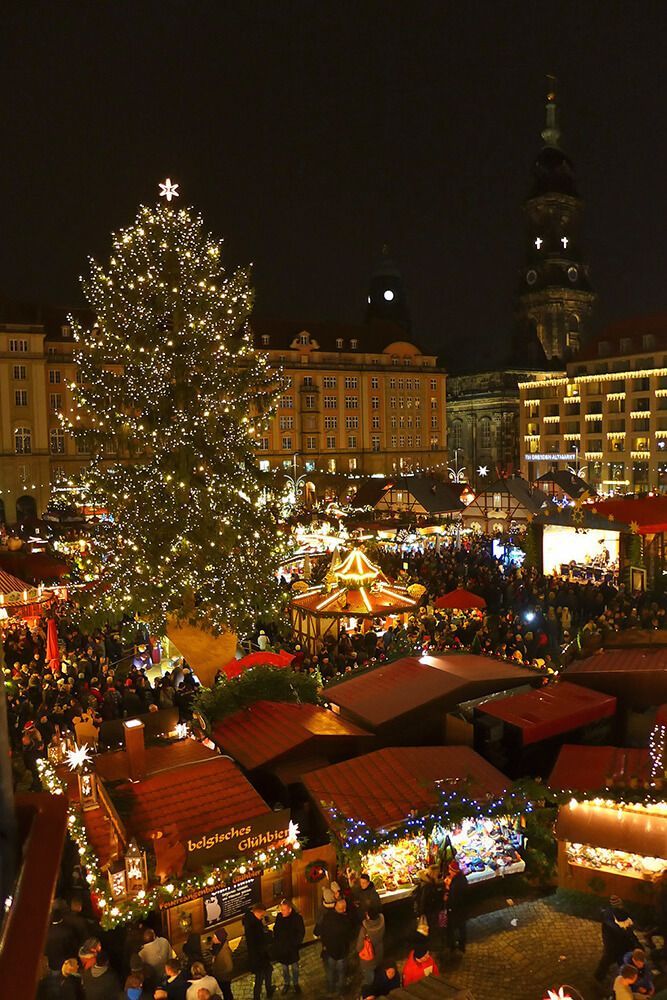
68, 188, 284, 635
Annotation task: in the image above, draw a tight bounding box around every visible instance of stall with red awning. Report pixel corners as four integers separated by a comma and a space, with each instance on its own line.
434, 588, 486, 610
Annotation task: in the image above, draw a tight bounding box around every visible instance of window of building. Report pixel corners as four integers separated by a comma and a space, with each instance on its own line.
279, 416, 293, 430
49, 370, 61, 384
15, 427, 31, 454
371, 415, 380, 430
350, 339, 358, 350
75, 370, 84, 384
76, 438, 89, 455
391, 416, 397, 428
345, 416, 359, 429
398, 378, 404, 390
430, 378, 437, 391
324, 396, 337, 409
392, 356, 400, 366
306, 435, 316, 450
259, 458, 270, 471
281, 436, 292, 450
303, 375, 313, 387
398, 397, 404, 408
371, 376, 379, 389
430, 434, 439, 448
430, 415, 438, 429
371, 435, 380, 452
403, 357, 410, 366
326, 434, 336, 449
480, 418, 491, 449
344, 395, 358, 409
9, 339, 29, 353
371, 396, 379, 410
407, 435, 413, 447
389, 378, 396, 389
14, 390, 28, 407
261, 334, 270, 346
415, 415, 421, 428
348, 435, 357, 448
416, 435, 421, 446
399, 416, 405, 428
323, 376, 337, 388
344, 377, 358, 389
305, 394, 316, 410
49, 393, 62, 411
335, 338, 343, 349
391, 435, 397, 448
298, 332, 309, 345
414, 397, 421, 409
431, 397, 438, 409
13, 365, 26, 380
324, 416, 337, 429
348, 457, 358, 470
399, 435, 405, 448
279, 354, 286, 364
451, 421, 463, 450
51, 465, 65, 482
49, 428, 65, 454
279, 395, 293, 409
257, 437, 269, 450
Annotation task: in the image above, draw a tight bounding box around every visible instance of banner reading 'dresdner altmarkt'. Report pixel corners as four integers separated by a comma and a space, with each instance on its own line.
184, 808, 292, 870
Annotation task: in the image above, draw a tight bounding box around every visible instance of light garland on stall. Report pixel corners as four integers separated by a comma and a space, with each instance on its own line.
37, 758, 301, 929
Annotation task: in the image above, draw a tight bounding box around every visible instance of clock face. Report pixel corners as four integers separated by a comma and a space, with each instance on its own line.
526, 269, 537, 286
568, 266, 578, 283
383, 289, 395, 302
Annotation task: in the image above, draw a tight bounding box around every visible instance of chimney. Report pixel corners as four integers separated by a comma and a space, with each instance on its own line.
123, 719, 146, 782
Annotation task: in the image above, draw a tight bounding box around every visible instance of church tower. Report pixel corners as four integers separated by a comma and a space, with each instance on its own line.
517, 79, 596, 360
366, 245, 410, 330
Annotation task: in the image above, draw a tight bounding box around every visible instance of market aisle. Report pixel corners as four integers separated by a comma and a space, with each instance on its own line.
229, 895, 659, 999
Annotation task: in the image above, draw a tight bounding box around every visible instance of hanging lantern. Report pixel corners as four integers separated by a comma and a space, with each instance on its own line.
178, 910, 193, 933
124, 837, 148, 894
77, 762, 98, 811
108, 860, 127, 899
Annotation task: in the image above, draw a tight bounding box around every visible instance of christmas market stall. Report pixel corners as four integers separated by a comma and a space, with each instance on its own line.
473, 682, 617, 778
325, 653, 540, 745
289, 546, 423, 653
37, 720, 302, 946
303, 746, 527, 901
563, 648, 667, 710
0, 568, 56, 622
549, 744, 666, 904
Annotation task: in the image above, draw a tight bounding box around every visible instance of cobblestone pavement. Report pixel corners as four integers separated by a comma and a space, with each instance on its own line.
229, 894, 665, 1000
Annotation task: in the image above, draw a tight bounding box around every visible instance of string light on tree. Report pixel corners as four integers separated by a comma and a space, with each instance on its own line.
158, 178, 179, 202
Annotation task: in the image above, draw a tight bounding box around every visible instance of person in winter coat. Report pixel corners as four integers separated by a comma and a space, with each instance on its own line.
444, 860, 469, 952
242, 904, 274, 1000
272, 898, 305, 994
401, 939, 440, 987
82, 952, 122, 1000
350, 873, 381, 919
205, 930, 233, 1000
123, 973, 152, 1000
139, 929, 173, 981
594, 896, 640, 982
361, 962, 401, 999
185, 962, 222, 1000
356, 905, 385, 986
314, 898, 355, 997
413, 869, 443, 938
59, 958, 85, 1000
158, 959, 188, 1000
180, 934, 207, 975
45, 901, 79, 972
621, 947, 655, 996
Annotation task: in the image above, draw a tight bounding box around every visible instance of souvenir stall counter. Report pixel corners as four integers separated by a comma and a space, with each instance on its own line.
555, 799, 667, 905
303, 745, 526, 903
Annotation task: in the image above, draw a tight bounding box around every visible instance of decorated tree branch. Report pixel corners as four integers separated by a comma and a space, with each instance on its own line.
67, 197, 286, 635
194, 665, 319, 726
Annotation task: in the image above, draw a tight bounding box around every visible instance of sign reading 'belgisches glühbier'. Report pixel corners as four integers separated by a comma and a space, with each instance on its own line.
185, 809, 291, 869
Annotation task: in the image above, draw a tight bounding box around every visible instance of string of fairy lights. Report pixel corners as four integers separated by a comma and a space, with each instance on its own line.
62, 199, 289, 634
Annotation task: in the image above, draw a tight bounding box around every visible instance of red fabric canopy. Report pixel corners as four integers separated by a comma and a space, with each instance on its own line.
434, 588, 486, 610
221, 649, 295, 680
46, 618, 60, 674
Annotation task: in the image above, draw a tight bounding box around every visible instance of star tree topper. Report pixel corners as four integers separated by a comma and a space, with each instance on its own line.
159, 178, 179, 202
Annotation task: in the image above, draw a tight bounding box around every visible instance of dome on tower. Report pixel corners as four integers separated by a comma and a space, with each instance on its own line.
530, 146, 578, 198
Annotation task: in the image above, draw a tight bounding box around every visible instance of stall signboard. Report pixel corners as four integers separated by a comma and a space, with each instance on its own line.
203, 875, 261, 927
185, 809, 291, 869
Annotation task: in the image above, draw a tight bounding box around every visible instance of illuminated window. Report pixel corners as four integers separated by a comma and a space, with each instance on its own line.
49, 428, 65, 454
371, 435, 380, 451
15, 427, 31, 454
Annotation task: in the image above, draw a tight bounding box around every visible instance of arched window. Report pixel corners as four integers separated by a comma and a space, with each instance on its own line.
479, 417, 492, 450
451, 421, 463, 451
15, 427, 31, 454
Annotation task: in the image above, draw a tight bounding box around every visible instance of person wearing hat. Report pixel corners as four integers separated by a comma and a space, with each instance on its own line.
595, 896, 640, 983
401, 939, 439, 987
257, 630, 269, 651
444, 860, 469, 953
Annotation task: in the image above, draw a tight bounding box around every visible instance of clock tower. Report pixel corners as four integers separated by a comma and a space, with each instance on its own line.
517, 79, 596, 360
366, 245, 410, 330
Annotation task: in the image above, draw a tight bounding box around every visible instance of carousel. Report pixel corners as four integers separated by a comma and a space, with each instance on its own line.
289, 546, 424, 652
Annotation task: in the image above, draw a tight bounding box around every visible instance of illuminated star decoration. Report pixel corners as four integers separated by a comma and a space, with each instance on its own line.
65, 743, 93, 771
477, 466, 489, 478
545, 988, 576, 1000
158, 178, 179, 202
629, 520, 640, 534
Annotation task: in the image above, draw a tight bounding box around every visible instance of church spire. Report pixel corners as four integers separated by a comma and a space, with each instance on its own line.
541, 74, 561, 149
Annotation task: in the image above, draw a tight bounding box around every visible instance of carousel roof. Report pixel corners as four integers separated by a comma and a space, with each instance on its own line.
290, 546, 419, 618
0, 568, 34, 596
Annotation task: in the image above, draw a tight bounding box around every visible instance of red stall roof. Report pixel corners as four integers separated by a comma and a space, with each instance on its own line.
303, 745, 509, 831
589, 495, 667, 534
548, 744, 653, 793
477, 682, 616, 745
211, 700, 370, 771
326, 654, 532, 728
566, 648, 667, 675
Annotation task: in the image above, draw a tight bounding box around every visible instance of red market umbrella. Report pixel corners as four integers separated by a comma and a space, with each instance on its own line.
222, 649, 295, 680
434, 588, 487, 610
46, 617, 60, 673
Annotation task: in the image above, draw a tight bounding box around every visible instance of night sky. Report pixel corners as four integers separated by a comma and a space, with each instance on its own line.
2, 2, 667, 367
